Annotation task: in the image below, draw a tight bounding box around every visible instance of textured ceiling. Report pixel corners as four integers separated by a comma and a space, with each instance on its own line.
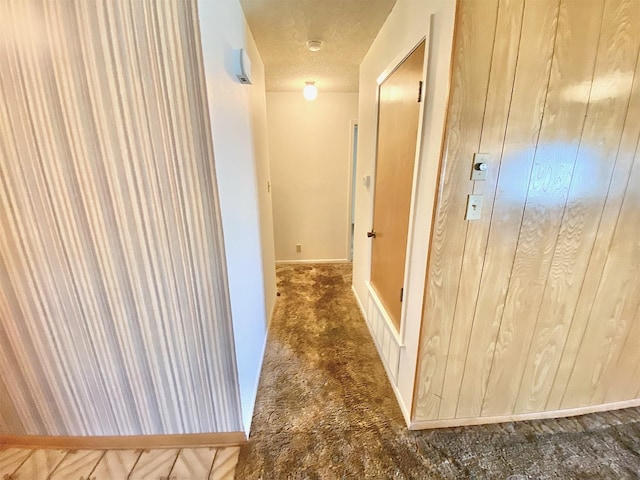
240, 0, 397, 92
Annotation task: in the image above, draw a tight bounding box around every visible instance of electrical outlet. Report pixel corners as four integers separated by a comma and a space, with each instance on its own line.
296, 244, 302, 253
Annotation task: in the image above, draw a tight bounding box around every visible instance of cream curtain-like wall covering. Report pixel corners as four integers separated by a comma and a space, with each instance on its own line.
0, 0, 242, 435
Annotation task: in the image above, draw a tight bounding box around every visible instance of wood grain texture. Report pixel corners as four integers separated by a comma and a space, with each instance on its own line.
414, 0, 640, 425
0, 448, 31, 476
546, 1, 640, 411
128, 449, 180, 480
0, 447, 241, 480
413, 0, 499, 420
370, 41, 425, 330
437, 0, 525, 420
48, 449, 104, 480
0, 0, 242, 436
516, 0, 640, 414
561, 138, 640, 407
11, 449, 66, 480
169, 448, 217, 479
89, 449, 141, 479
480, 0, 605, 417
454, 0, 561, 419
605, 301, 640, 403
210, 447, 240, 480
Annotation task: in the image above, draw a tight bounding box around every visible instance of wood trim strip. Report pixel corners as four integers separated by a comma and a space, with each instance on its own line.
0, 432, 246, 450
275, 259, 351, 265
408, 398, 640, 430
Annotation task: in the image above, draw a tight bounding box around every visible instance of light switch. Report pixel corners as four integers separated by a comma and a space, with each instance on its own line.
465, 194, 483, 220
471, 153, 490, 181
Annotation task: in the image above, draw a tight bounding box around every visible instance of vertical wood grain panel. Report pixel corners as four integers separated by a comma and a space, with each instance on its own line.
516, 0, 640, 414
48, 450, 104, 480
12, 449, 67, 480
415, 0, 640, 425
437, 0, 525, 420
170, 448, 217, 479
413, 0, 499, 420
0, 448, 31, 475
546, 3, 640, 411
455, 0, 560, 419
480, 0, 605, 417
128, 449, 179, 480
210, 447, 241, 480
561, 141, 640, 407
604, 301, 640, 402
0, 0, 242, 436
89, 449, 142, 479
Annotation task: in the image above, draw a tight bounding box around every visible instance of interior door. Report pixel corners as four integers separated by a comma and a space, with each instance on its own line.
370, 41, 425, 331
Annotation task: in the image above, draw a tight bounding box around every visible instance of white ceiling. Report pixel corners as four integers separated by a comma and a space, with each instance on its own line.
240, 0, 397, 93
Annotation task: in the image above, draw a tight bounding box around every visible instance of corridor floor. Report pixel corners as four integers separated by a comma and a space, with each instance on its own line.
235, 263, 640, 479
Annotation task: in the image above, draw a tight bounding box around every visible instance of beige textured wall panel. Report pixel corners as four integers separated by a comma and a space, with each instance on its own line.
0, 0, 242, 435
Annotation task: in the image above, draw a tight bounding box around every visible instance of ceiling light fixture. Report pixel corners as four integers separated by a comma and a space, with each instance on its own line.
303, 81, 318, 101
306, 40, 323, 52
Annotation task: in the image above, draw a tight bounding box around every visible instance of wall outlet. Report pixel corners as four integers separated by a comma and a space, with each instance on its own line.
296, 244, 302, 253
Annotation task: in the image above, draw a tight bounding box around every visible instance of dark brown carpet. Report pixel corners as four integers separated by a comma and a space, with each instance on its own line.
235, 263, 640, 479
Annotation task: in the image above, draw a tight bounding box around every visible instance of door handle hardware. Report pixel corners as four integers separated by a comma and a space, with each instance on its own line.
367, 230, 376, 238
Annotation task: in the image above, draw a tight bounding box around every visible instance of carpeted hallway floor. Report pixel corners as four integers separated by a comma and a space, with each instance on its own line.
235, 263, 640, 479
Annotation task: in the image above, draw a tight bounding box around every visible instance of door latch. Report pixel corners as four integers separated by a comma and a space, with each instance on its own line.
367, 230, 376, 238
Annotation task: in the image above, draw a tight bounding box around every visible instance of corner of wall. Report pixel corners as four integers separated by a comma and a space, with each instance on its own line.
196, 0, 276, 435
352, 0, 456, 425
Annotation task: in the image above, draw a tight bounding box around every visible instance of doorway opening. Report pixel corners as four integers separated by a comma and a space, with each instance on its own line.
349, 122, 359, 261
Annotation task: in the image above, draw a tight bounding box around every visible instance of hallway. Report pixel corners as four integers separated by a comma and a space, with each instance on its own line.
236, 264, 640, 479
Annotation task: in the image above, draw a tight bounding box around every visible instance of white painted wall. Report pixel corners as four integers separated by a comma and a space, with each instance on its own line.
267, 92, 359, 262
197, 0, 276, 434
351, 0, 456, 424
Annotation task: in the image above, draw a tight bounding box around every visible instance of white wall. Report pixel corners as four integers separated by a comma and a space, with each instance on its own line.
352, 0, 456, 424
267, 92, 359, 262
197, 0, 276, 434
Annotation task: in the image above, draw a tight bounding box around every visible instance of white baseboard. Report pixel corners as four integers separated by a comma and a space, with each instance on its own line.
244, 292, 277, 436
408, 398, 640, 430
275, 258, 350, 265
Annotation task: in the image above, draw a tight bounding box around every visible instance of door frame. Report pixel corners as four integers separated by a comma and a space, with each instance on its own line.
355, 9, 457, 427
347, 120, 358, 262
367, 37, 430, 344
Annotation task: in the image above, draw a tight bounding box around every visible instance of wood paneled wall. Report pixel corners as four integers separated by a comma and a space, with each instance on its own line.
414, 0, 640, 423
0, 0, 243, 435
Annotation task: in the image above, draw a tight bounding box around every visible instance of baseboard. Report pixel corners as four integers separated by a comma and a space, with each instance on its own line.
351, 284, 367, 319
350, 284, 412, 428
243, 292, 277, 436
408, 398, 640, 430
0, 431, 246, 449
275, 259, 349, 265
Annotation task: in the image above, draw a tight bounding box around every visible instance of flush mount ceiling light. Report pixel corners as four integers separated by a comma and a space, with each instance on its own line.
306, 40, 323, 52
303, 81, 318, 101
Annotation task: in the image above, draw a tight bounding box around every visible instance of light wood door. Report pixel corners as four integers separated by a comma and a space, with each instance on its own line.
370, 41, 426, 330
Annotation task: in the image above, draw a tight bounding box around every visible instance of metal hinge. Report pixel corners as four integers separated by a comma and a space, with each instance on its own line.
417, 81, 423, 103
400, 287, 404, 302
